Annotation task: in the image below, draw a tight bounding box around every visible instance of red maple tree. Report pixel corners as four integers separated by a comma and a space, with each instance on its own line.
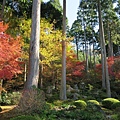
0, 22, 22, 80
66, 51, 85, 81
95, 56, 120, 80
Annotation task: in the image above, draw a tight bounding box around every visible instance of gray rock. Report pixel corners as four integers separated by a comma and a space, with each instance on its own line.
73, 93, 80, 100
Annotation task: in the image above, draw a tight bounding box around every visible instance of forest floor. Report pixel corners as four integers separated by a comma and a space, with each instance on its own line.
0, 80, 119, 120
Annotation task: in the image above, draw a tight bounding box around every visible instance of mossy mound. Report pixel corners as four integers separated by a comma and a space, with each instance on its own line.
87, 100, 100, 105
112, 102, 120, 109
102, 98, 119, 109
73, 100, 87, 109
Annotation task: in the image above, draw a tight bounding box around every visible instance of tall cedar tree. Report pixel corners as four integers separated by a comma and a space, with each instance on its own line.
24, 0, 40, 89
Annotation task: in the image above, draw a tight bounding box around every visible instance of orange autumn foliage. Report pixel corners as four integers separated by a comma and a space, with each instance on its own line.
0, 22, 22, 80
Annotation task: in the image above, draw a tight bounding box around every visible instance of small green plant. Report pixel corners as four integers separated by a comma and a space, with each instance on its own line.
10, 115, 37, 120
102, 98, 119, 109
0, 91, 21, 105
46, 102, 54, 109
111, 114, 120, 120
73, 100, 87, 109
87, 84, 93, 91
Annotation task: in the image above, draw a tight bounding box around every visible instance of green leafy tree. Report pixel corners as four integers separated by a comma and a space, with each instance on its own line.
101, 0, 120, 57
115, 0, 120, 18
75, 0, 98, 76
41, 0, 63, 29
69, 20, 83, 60
3, 0, 63, 30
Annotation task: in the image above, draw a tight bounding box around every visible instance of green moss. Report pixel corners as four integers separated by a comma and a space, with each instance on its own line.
102, 98, 119, 109
73, 100, 87, 109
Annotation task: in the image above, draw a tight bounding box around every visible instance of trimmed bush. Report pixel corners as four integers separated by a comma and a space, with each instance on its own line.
87, 100, 100, 105
73, 100, 87, 109
112, 102, 120, 109
102, 98, 119, 109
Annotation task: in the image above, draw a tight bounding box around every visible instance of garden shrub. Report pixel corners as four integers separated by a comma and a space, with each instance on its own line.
112, 102, 120, 109
102, 98, 119, 109
0, 91, 21, 105
73, 100, 87, 109
87, 100, 100, 105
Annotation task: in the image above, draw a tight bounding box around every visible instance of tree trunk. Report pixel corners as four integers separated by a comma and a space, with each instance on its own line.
24, 63, 27, 82
39, 63, 43, 88
76, 37, 79, 60
98, 0, 111, 97
100, 30, 106, 89
84, 25, 89, 77
92, 29, 96, 71
24, 0, 40, 89
89, 44, 92, 68
1, 0, 6, 20
83, 46, 85, 61
108, 24, 113, 57
60, 0, 67, 100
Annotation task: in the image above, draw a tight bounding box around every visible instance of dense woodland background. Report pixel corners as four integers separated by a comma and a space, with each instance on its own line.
0, 0, 120, 120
